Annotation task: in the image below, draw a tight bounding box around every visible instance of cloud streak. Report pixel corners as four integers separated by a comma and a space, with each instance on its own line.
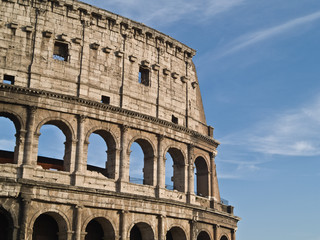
84, 0, 245, 26
221, 95, 320, 157
217, 10, 320, 58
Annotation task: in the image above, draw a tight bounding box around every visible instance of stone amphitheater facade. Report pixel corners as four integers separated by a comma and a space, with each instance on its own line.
0, 0, 240, 239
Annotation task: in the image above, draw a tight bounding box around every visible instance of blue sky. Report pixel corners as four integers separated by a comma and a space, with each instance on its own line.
79, 0, 320, 239
1, 0, 320, 239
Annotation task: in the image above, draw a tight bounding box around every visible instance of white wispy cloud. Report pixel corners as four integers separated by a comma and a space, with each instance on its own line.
217, 10, 320, 58
221, 95, 320, 157
0, 139, 15, 151
84, 0, 245, 26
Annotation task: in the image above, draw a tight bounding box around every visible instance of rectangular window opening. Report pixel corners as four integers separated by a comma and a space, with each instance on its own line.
101, 95, 110, 104
172, 115, 178, 124
3, 74, 15, 85
53, 41, 68, 61
139, 67, 150, 86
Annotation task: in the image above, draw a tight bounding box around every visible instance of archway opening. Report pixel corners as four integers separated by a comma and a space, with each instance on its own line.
166, 227, 187, 240
194, 157, 209, 197
130, 222, 154, 240
165, 148, 185, 192
0, 208, 13, 240
84, 217, 115, 240
197, 231, 211, 240
0, 116, 16, 164
130, 225, 142, 240
37, 124, 66, 171
85, 219, 104, 240
220, 236, 228, 240
129, 139, 154, 186
32, 214, 59, 240
86, 130, 117, 178
165, 152, 174, 190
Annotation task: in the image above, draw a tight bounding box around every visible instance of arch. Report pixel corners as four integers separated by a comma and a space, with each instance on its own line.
220, 235, 229, 240
86, 128, 118, 178
0, 111, 23, 133
31, 211, 69, 240
164, 147, 186, 192
128, 136, 155, 186
0, 111, 24, 165
36, 118, 75, 172
166, 226, 187, 240
194, 156, 209, 197
0, 207, 14, 240
35, 118, 75, 141
197, 231, 211, 240
30, 209, 71, 237
129, 222, 154, 240
84, 217, 115, 240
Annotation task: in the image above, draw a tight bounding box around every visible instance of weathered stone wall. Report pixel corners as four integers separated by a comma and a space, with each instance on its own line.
0, 0, 208, 135
0, 0, 239, 239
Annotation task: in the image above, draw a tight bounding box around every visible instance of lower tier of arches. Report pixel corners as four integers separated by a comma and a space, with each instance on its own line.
0, 181, 238, 240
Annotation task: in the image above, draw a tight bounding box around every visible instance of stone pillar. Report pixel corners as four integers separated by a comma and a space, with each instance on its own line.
19, 198, 31, 240
157, 135, 165, 190
231, 229, 236, 240
187, 144, 195, 203
75, 115, 86, 173
118, 125, 129, 192
74, 205, 83, 240
210, 151, 218, 200
189, 219, 196, 240
157, 215, 165, 240
23, 106, 37, 165
119, 210, 128, 240
14, 129, 26, 165
214, 225, 220, 240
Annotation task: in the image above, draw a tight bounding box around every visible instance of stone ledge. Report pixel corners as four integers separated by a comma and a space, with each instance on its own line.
0, 84, 220, 146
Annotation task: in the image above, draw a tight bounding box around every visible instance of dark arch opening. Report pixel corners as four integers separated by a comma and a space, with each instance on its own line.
197, 231, 211, 240
166, 148, 185, 192
0, 116, 16, 164
87, 130, 117, 178
166, 227, 187, 240
0, 207, 13, 240
194, 157, 209, 197
220, 236, 228, 240
129, 139, 154, 186
129, 222, 154, 240
85, 219, 104, 240
84, 217, 115, 240
32, 214, 59, 240
130, 225, 142, 240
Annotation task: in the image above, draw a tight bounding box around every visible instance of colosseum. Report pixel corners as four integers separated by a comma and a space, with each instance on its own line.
0, 0, 240, 239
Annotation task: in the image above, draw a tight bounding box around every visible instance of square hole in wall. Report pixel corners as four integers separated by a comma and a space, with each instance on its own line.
101, 95, 110, 104
53, 41, 68, 61
3, 74, 14, 85
172, 115, 178, 124
139, 67, 150, 86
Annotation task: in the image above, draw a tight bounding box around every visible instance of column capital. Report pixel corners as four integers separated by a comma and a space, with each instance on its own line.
28, 106, 37, 114
77, 114, 87, 123
210, 150, 218, 159
121, 124, 129, 133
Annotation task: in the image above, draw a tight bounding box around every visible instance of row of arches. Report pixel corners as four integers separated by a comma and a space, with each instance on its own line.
0, 207, 230, 240
0, 111, 212, 197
